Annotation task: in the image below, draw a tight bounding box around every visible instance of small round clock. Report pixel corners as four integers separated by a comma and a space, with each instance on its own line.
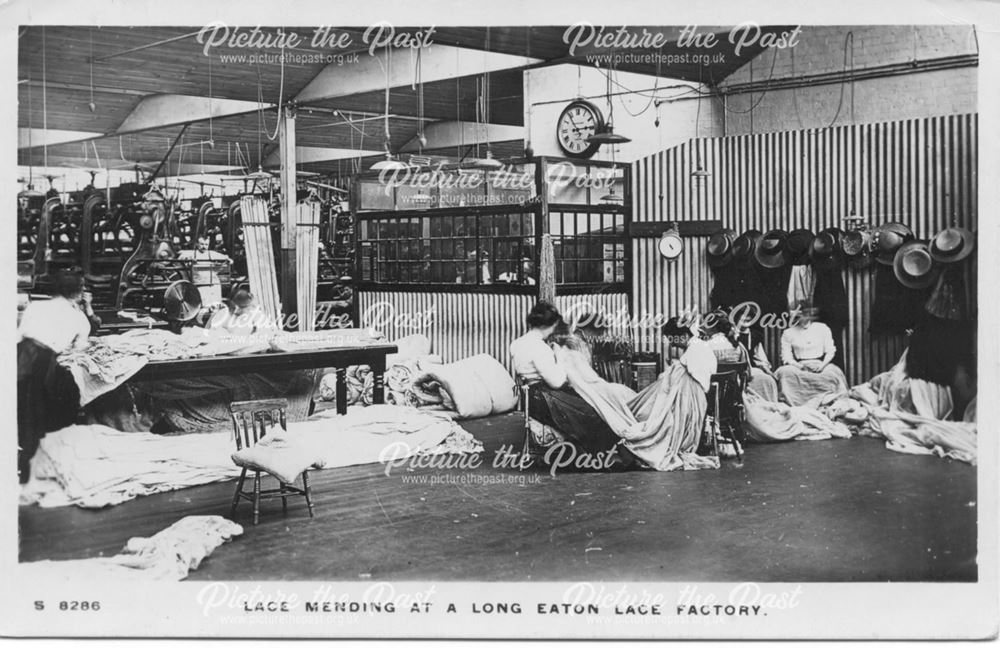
658, 226, 683, 260
556, 99, 605, 158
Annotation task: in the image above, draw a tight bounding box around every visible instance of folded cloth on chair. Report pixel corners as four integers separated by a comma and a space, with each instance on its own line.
410, 354, 518, 419
232, 433, 326, 484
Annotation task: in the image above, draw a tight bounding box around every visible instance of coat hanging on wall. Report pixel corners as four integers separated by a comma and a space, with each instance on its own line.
870, 263, 933, 334
753, 229, 792, 316
925, 227, 976, 321
707, 229, 740, 309
811, 228, 849, 369
731, 229, 767, 310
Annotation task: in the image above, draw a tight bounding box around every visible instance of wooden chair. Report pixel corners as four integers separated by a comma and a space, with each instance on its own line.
593, 353, 632, 386
228, 398, 314, 525
705, 361, 750, 461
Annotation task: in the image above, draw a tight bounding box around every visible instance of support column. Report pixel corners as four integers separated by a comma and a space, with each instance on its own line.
278, 104, 297, 322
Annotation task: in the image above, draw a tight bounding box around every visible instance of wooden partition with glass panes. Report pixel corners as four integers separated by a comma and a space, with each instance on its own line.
350, 157, 632, 373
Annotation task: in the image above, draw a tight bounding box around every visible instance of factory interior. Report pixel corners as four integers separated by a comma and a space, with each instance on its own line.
15, 24, 979, 583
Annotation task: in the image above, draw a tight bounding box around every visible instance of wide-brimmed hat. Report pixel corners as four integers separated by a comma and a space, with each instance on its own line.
875, 222, 914, 265
706, 228, 738, 268
893, 240, 940, 289
786, 229, 816, 266
929, 227, 975, 263
755, 229, 790, 268
732, 229, 763, 264
810, 227, 843, 271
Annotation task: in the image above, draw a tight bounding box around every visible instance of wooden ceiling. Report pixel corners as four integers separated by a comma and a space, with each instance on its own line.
18, 25, 780, 175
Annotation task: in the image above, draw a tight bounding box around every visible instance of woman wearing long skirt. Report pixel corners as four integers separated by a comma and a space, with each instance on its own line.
774, 305, 848, 406
553, 317, 719, 471
510, 302, 630, 462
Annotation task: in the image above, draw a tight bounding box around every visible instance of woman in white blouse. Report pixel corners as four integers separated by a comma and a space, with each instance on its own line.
17, 269, 98, 482
510, 302, 632, 465
774, 305, 848, 406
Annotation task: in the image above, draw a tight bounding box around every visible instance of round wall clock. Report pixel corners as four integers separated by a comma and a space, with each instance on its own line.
556, 99, 605, 158
658, 226, 683, 260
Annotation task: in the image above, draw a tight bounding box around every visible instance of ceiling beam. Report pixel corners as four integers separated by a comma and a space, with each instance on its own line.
294, 44, 541, 104
264, 145, 383, 166
115, 94, 267, 135
18, 128, 103, 149
399, 120, 524, 152
19, 79, 150, 97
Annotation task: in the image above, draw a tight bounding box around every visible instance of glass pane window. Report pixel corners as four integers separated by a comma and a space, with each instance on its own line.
359, 211, 539, 286
548, 210, 628, 287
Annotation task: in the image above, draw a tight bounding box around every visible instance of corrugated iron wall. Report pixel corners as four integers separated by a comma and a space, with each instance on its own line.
632, 113, 978, 385
357, 291, 627, 371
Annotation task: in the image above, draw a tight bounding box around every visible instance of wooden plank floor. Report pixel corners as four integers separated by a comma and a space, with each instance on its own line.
18, 413, 977, 582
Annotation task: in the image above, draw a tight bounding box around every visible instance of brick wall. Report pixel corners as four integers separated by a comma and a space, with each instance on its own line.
720, 25, 978, 134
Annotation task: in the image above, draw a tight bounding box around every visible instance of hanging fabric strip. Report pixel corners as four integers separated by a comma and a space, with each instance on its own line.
239, 196, 281, 325
295, 201, 321, 332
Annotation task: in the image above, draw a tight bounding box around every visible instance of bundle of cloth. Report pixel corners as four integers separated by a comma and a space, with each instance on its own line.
19, 516, 242, 581
742, 388, 852, 442
21, 405, 482, 509
410, 353, 518, 419
21, 424, 242, 508
316, 334, 443, 409
816, 350, 976, 464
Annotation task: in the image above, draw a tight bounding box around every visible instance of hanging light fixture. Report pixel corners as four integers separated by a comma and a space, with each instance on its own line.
371, 45, 409, 172
600, 168, 625, 203
20, 60, 43, 198
474, 149, 503, 169
251, 61, 273, 180
600, 187, 624, 204
474, 28, 505, 169
690, 74, 712, 182
587, 62, 631, 145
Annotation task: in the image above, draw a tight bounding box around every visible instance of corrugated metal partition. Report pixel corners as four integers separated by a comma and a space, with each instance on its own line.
357, 292, 535, 371
632, 114, 978, 385
356, 291, 629, 371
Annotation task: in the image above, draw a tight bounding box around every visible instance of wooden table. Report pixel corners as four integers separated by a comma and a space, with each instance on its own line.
131, 344, 398, 415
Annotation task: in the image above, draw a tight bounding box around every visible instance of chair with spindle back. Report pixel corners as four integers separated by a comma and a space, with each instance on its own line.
704, 359, 750, 461
228, 398, 314, 525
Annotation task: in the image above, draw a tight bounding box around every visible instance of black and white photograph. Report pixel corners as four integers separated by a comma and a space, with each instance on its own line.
1, 0, 997, 640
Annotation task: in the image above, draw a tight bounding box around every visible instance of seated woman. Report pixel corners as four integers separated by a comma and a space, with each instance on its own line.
703, 310, 780, 402
549, 317, 719, 471
17, 268, 101, 482
866, 315, 977, 421
509, 302, 631, 464
774, 304, 848, 406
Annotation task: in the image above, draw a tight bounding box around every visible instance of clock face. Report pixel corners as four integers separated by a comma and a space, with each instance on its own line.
658, 234, 683, 260
556, 100, 604, 158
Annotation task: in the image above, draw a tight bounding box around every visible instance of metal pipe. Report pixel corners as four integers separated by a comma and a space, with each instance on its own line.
719, 54, 978, 96
90, 30, 206, 63
148, 123, 190, 183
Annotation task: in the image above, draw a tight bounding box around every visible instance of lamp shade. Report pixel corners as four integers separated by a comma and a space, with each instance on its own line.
371, 155, 409, 171
587, 126, 631, 144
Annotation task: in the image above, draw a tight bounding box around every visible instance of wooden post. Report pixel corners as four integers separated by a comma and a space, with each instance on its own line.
279, 104, 297, 322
